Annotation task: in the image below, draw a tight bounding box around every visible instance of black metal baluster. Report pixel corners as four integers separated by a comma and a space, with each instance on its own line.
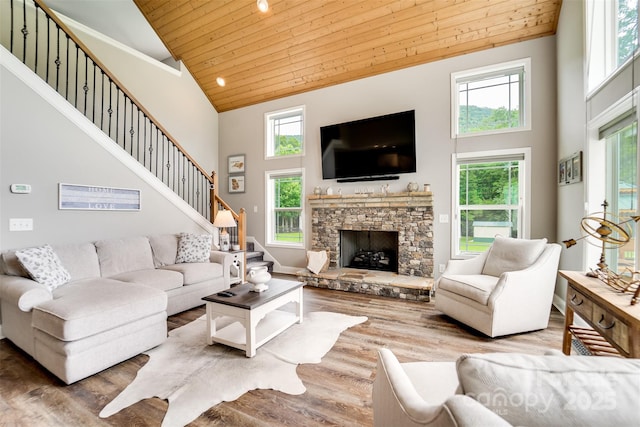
136, 109, 141, 161
130, 100, 135, 155
161, 134, 166, 183
182, 156, 186, 200
114, 88, 119, 143
143, 115, 148, 168
34, 3, 39, 74
92, 62, 96, 122
65, 34, 69, 100
83, 54, 88, 115
154, 126, 159, 175
55, 26, 60, 91
107, 79, 113, 137
21, 0, 27, 63
10, 0, 14, 54
74, 45, 79, 107
45, 17, 50, 83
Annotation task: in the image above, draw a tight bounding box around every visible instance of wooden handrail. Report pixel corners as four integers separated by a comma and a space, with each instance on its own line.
34, 0, 213, 184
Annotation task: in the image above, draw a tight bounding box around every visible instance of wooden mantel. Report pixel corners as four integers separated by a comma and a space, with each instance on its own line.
307, 191, 433, 208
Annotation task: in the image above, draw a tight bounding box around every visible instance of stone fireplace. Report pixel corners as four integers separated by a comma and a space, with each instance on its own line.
297, 191, 434, 301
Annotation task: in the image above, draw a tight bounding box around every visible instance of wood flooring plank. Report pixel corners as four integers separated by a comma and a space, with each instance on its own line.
0, 276, 566, 426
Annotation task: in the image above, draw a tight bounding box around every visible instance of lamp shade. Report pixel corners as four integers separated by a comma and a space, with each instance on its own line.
213, 210, 237, 229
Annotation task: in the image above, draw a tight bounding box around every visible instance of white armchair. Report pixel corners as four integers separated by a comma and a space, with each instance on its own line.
435, 236, 561, 337
373, 348, 640, 427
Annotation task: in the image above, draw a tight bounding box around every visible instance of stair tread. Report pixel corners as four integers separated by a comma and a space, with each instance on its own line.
246, 251, 264, 258
247, 260, 273, 267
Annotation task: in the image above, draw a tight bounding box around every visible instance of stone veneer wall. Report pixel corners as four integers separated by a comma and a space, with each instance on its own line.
309, 192, 433, 277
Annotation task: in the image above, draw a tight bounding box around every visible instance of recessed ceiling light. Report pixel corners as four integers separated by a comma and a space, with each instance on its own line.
257, 0, 268, 13
216, 77, 226, 87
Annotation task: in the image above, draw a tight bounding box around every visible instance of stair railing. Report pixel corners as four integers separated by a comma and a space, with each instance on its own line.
1, 0, 245, 250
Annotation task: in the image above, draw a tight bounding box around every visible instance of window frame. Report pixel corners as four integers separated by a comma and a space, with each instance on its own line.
586, 0, 639, 92
265, 168, 305, 249
451, 58, 532, 139
264, 105, 305, 159
587, 91, 640, 272
450, 147, 532, 258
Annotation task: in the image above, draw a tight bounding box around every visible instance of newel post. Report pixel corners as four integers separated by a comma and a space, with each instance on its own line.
238, 207, 247, 250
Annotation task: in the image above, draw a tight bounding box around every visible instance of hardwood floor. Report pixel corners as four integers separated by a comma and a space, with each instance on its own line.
0, 280, 565, 426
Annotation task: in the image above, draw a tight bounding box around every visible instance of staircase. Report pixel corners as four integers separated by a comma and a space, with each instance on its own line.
245, 242, 274, 274
2, 0, 246, 249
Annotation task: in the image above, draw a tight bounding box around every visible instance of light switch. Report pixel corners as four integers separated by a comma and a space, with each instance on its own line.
254, 205, 258, 213
439, 214, 449, 223
10, 218, 33, 231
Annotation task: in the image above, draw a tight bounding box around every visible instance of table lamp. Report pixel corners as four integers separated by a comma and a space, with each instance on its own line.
213, 209, 236, 251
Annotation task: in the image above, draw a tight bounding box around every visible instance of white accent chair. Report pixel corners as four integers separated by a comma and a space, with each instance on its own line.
435, 236, 561, 337
373, 348, 640, 427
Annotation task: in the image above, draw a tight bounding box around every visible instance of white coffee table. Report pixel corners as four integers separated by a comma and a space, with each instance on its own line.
202, 279, 304, 357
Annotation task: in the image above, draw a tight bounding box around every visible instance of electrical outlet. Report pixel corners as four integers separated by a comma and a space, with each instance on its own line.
9, 218, 33, 231
439, 264, 446, 273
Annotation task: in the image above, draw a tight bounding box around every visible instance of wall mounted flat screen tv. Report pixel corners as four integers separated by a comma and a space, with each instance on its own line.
320, 110, 416, 182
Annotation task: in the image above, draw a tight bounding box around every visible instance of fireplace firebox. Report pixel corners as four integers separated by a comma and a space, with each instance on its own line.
340, 230, 398, 272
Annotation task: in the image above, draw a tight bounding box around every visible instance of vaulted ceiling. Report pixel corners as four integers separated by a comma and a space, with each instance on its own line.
134, 0, 562, 112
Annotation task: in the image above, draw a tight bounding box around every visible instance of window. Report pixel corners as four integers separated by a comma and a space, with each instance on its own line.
266, 169, 304, 247
451, 59, 531, 138
265, 106, 304, 158
452, 148, 531, 257
600, 112, 638, 272
587, 0, 639, 91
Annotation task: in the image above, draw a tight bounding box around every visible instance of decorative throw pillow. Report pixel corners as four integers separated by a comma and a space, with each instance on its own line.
15, 244, 71, 290
175, 233, 212, 263
307, 250, 329, 274
481, 236, 547, 277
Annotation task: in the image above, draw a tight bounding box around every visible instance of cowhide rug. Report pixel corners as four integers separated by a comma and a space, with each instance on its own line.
99, 311, 367, 427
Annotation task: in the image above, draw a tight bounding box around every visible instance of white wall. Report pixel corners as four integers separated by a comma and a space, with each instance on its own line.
219, 37, 558, 273
555, 0, 587, 307
55, 11, 220, 174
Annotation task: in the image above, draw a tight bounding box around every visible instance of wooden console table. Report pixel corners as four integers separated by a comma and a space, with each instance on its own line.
560, 270, 640, 357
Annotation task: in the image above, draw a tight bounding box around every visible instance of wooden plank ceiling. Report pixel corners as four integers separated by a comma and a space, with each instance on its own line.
134, 0, 561, 112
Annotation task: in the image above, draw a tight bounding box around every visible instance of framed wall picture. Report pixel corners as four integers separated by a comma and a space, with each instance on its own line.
229, 175, 245, 193
228, 154, 245, 174
59, 183, 141, 211
558, 151, 582, 185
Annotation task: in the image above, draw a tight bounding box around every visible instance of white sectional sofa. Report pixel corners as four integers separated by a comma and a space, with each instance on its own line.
0, 233, 233, 384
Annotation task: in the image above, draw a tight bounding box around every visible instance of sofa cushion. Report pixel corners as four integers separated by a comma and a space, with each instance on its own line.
437, 274, 499, 305
33, 278, 167, 341
109, 268, 184, 292
148, 234, 179, 267
52, 242, 100, 281
0, 250, 29, 277
95, 237, 155, 277
482, 236, 547, 277
15, 245, 71, 290
456, 352, 640, 427
175, 233, 212, 263
160, 262, 223, 285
